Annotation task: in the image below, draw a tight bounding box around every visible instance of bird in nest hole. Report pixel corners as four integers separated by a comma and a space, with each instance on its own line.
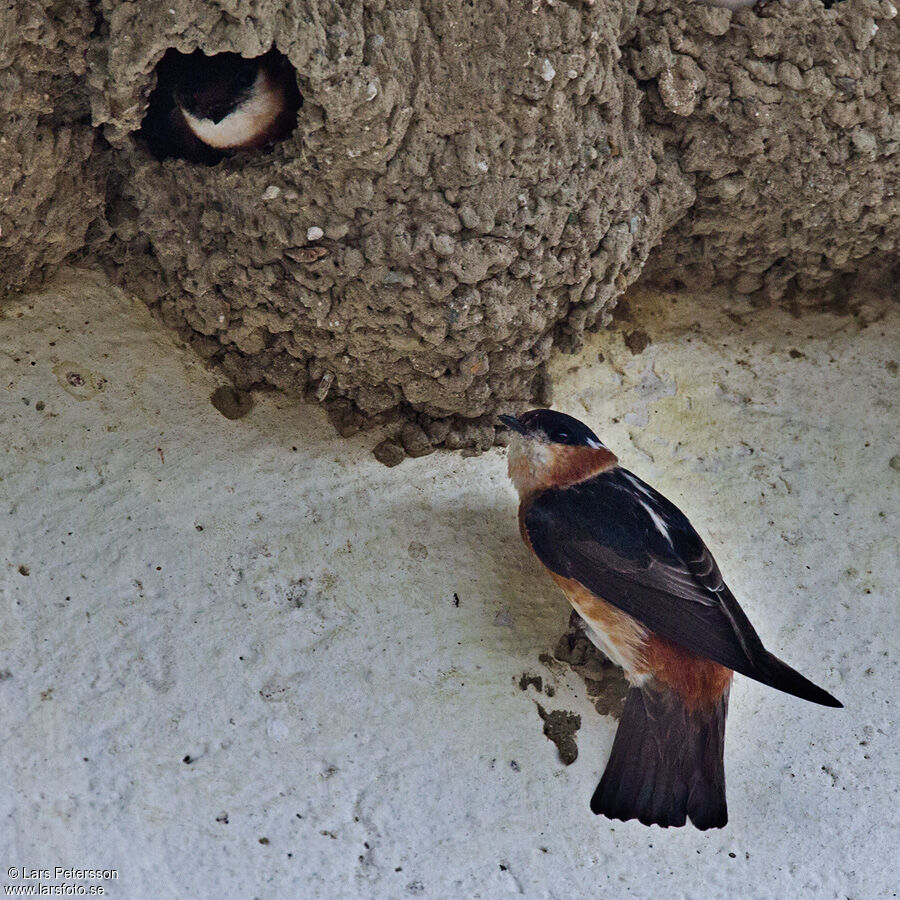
140, 48, 301, 165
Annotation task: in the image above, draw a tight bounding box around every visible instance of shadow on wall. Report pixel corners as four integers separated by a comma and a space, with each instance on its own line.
138, 48, 302, 165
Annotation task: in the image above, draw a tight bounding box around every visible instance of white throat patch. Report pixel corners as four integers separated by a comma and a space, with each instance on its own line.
506, 433, 552, 496
181, 70, 282, 149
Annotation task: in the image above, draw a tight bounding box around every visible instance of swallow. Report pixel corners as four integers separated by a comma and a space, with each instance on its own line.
140, 49, 300, 164
500, 409, 841, 830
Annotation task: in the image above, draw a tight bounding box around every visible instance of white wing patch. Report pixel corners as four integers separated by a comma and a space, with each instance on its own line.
620, 470, 675, 548
639, 499, 674, 547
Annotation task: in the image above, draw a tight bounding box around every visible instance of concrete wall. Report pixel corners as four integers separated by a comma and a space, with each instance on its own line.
2, 269, 897, 897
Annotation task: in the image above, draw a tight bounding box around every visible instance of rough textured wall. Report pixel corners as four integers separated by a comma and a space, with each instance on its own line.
630, 0, 900, 299
0, 1, 103, 294
3, 0, 899, 452
89, 0, 691, 449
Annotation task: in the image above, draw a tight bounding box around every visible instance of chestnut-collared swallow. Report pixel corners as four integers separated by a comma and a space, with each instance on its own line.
500, 409, 841, 830
142, 49, 300, 164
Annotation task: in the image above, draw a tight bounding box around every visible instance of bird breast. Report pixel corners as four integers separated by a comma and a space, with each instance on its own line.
507, 434, 617, 497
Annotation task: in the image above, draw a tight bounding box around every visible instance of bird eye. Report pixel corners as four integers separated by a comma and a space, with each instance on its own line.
553, 430, 569, 442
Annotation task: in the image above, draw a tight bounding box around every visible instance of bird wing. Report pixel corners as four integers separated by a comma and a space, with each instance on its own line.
524, 467, 780, 681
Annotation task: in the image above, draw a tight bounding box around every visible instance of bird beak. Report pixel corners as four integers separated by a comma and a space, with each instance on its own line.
498, 414, 527, 435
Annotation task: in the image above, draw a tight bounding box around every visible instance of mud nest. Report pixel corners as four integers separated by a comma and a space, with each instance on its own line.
2, 0, 898, 453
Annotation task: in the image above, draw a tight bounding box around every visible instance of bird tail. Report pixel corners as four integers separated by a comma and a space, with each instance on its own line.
591, 684, 729, 830
753, 651, 843, 708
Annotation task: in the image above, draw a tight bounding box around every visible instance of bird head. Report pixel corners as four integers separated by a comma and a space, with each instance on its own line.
173, 51, 259, 123
499, 409, 605, 448
499, 409, 616, 496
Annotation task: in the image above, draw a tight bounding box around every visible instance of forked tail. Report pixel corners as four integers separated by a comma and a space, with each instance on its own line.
591, 684, 729, 830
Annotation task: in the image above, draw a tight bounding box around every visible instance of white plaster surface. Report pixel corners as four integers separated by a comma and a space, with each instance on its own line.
1, 270, 898, 899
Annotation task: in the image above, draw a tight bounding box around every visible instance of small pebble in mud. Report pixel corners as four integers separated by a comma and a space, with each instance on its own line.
536, 704, 581, 766
400, 423, 434, 458
624, 329, 651, 355
53, 362, 107, 400
373, 439, 405, 467
315, 372, 334, 401
210, 386, 253, 420
17, 565, 30, 576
